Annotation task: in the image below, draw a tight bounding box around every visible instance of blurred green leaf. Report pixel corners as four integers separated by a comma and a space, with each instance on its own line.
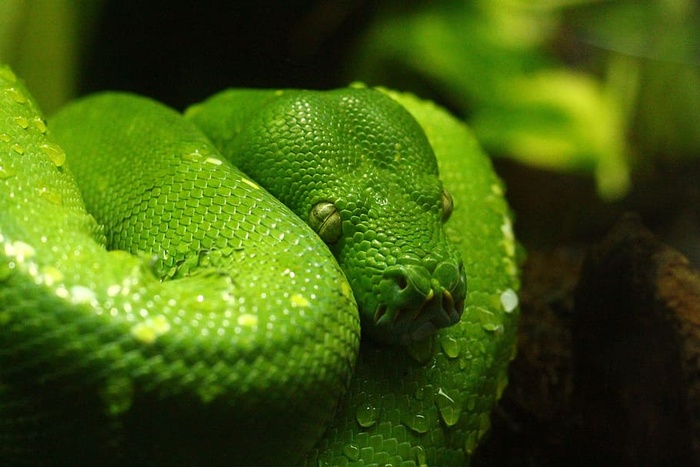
567, 0, 700, 162
471, 69, 630, 199
350, 0, 700, 200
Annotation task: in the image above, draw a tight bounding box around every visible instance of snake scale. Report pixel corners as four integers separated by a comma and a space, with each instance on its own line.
0, 64, 519, 466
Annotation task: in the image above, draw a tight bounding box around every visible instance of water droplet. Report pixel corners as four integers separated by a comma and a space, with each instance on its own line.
500, 288, 518, 313
5, 240, 35, 261
340, 279, 352, 300
355, 402, 379, 428
413, 445, 427, 466
413, 384, 434, 406
33, 117, 47, 134
241, 177, 260, 190
0, 164, 16, 179
41, 266, 63, 286
237, 313, 258, 327
13, 116, 29, 129
290, 293, 310, 307
407, 334, 435, 365
435, 388, 462, 427
0, 133, 10, 142
439, 335, 460, 358
11, 143, 24, 154
40, 142, 66, 167
501, 215, 516, 258
180, 143, 211, 162
70, 285, 96, 304
4, 87, 27, 103
130, 315, 171, 344
482, 321, 503, 333
40, 187, 62, 205
402, 411, 429, 434
471, 306, 503, 333
342, 443, 360, 460
181, 152, 202, 162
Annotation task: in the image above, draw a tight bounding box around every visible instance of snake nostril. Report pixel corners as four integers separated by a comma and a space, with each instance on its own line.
396, 274, 408, 291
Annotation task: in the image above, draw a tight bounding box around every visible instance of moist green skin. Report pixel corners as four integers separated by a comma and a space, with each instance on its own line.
1, 83, 359, 465
186, 88, 466, 345
1, 64, 520, 466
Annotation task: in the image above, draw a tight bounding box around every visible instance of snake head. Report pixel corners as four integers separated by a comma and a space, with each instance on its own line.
190, 86, 468, 345
328, 184, 467, 346
294, 89, 467, 345
308, 188, 466, 346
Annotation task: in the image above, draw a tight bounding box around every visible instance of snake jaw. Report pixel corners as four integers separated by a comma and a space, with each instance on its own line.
371, 279, 465, 345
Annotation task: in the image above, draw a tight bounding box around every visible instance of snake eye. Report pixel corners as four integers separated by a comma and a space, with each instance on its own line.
309, 201, 342, 244
440, 189, 453, 223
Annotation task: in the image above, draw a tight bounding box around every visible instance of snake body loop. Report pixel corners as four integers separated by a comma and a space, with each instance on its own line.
0, 65, 520, 466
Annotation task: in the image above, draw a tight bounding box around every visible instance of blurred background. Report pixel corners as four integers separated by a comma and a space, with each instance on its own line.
2, 1, 700, 464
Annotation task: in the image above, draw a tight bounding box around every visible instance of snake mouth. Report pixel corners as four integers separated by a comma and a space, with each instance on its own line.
373, 281, 466, 345
373, 289, 463, 325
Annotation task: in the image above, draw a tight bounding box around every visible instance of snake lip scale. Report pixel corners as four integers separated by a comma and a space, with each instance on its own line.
373, 287, 463, 344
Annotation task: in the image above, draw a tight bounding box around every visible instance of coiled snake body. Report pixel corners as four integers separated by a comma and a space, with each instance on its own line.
0, 65, 519, 466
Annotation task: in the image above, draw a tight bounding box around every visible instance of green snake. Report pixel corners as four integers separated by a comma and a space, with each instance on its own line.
0, 64, 519, 466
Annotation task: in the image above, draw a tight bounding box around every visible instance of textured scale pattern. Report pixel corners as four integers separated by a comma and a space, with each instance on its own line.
297, 89, 520, 466
0, 75, 359, 466
1, 62, 519, 467
187, 88, 466, 344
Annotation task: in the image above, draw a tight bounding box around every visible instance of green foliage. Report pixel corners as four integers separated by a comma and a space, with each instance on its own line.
568, 0, 700, 162
349, 0, 700, 200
